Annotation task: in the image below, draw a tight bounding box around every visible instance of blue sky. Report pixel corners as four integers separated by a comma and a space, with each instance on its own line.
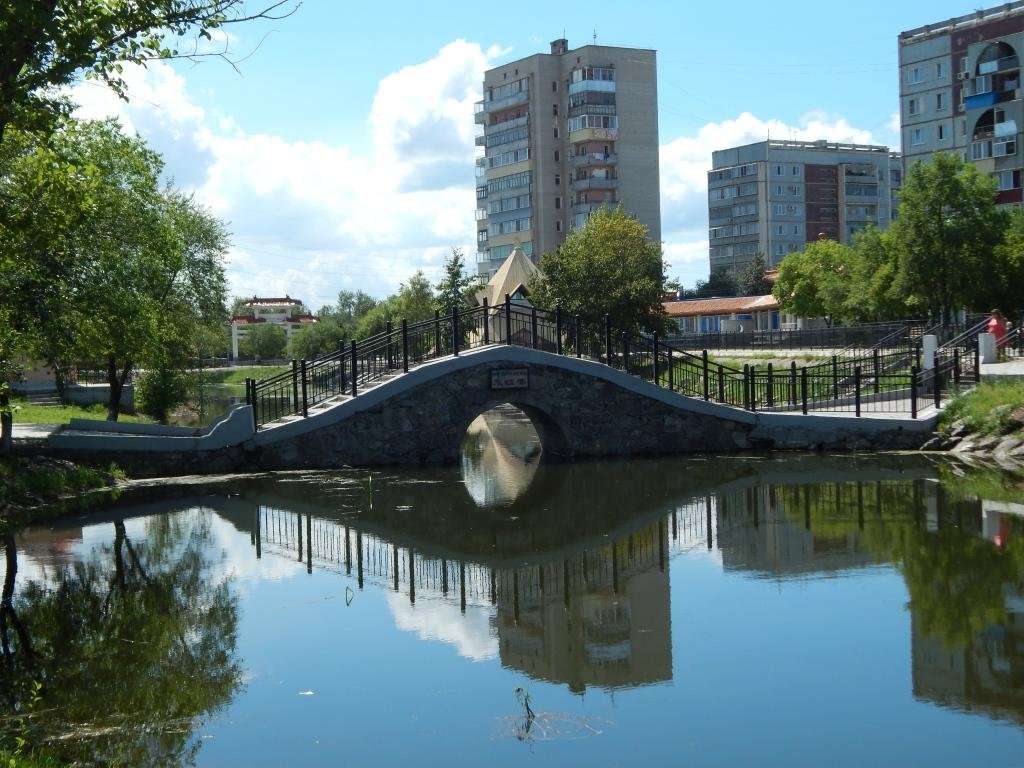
72, 0, 979, 308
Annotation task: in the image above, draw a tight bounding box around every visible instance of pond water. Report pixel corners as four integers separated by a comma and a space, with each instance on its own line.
3, 406, 1024, 766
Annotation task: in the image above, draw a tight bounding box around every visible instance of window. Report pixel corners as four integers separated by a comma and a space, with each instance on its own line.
936, 92, 945, 110
739, 182, 756, 195
552, 80, 557, 92
555, 196, 561, 209
936, 61, 945, 79
908, 66, 922, 84
775, 184, 783, 195
556, 220, 562, 232
554, 150, 559, 162
554, 127, 559, 139
911, 128, 925, 146
791, 165, 800, 176
554, 174, 560, 186
994, 137, 1016, 157
775, 164, 784, 175
961, 120, 967, 136
552, 104, 558, 116
995, 169, 1019, 191
908, 97, 919, 116
938, 123, 945, 141
792, 224, 800, 235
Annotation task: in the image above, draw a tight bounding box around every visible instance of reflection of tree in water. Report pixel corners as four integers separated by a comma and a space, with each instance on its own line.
774, 479, 1024, 646
0, 511, 241, 766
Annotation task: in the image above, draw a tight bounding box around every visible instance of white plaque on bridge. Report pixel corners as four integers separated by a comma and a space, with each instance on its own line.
491, 368, 529, 390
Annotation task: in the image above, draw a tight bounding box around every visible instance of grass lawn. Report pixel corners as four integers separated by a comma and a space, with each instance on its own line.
12, 399, 153, 425
940, 380, 1024, 435
199, 365, 288, 386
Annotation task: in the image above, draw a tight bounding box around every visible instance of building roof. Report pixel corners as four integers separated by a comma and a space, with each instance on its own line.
476, 245, 539, 308
243, 296, 303, 307
663, 294, 778, 318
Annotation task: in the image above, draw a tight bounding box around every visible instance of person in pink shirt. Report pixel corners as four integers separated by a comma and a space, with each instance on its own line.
988, 309, 1009, 350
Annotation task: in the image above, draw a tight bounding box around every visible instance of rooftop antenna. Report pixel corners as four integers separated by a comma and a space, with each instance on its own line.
593, 28, 598, 44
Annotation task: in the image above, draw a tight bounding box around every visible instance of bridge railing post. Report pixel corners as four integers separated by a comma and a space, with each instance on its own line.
482, 298, 490, 345
433, 310, 440, 357
667, 346, 674, 390
505, 294, 512, 346
973, 339, 980, 382
789, 361, 797, 406
934, 362, 942, 410
300, 359, 309, 417
555, 305, 562, 355
386, 321, 393, 369
743, 364, 751, 410
246, 379, 258, 431
350, 339, 358, 397
873, 348, 881, 394
831, 355, 839, 401
452, 305, 460, 356
953, 348, 961, 385
801, 367, 808, 414
717, 365, 724, 402
291, 359, 299, 412
653, 333, 660, 385
338, 339, 346, 392
605, 315, 612, 366
702, 350, 709, 401
574, 316, 581, 358
621, 331, 630, 374
767, 362, 774, 408
910, 365, 918, 419
401, 319, 409, 373
531, 306, 538, 350
855, 366, 862, 417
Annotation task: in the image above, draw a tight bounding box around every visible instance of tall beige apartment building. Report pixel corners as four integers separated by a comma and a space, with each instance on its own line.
474, 38, 661, 278
899, 2, 1024, 205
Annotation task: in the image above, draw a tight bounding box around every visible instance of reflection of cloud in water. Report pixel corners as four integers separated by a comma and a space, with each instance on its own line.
462, 406, 542, 507
386, 593, 498, 661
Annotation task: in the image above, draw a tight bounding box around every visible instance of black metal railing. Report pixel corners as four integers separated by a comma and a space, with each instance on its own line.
247, 298, 981, 429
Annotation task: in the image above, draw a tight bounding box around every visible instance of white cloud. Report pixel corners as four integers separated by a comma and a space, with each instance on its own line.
70, 41, 499, 307
659, 110, 892, 285
387, 592, 498, 661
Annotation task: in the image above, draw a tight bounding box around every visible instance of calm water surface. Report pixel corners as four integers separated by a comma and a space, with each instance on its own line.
3, 406, 1024, 766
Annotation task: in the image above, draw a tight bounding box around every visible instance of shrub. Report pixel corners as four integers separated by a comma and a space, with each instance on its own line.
135, 367, 192, 424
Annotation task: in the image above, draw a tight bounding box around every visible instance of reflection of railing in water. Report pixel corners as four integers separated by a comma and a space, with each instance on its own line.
252, 498, 722, 610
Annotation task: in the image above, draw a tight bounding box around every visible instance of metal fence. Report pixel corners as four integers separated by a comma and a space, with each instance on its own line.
248, 298, 982, 429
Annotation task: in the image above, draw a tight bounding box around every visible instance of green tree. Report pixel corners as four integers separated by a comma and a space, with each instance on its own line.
240, 322, 286, 359
737, 253, 772, 296
694, 267, 737, 298
288, 318, 343, 359
891, 152, 1009, 321
0, 0, 297, 145
0, 121, 229, 421
773, 239, 856, 322
842, 226, 909, 322
990, 208, 1024, 315
354, 272, 435, 338
529, 206, 666, 333
135, 365, 192, 423
434, 247, 480, 317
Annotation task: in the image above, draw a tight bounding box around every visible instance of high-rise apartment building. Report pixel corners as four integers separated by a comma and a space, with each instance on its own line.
899, 2, 1024, 203
707, 140, 902, 275
474, 39, 661, 278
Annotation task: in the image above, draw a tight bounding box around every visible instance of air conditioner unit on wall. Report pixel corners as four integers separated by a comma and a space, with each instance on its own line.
957, 71, 971, 80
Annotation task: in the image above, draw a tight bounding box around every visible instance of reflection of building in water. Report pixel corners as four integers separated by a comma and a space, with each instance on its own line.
461, 405, 542, 507
16, 527, 84, 570
494, 519, 672, 693
715, 486, 878, 577
912, 502, 1024, 725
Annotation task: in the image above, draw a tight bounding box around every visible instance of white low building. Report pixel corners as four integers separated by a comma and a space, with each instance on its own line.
231, 296, 317, 359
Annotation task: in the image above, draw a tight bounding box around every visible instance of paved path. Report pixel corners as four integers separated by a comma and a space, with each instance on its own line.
981, 359, 1024, 379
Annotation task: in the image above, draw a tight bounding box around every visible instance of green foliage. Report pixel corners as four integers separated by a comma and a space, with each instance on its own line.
529, 206, 666, 333
990, 207, 1024, 314
239, 322, 286, 360
354, 272, 435, 338
0, 120, 230, 422
434, 248, 481, 317
0, 0, 297, 143
0, 456, 122, 511
288, 318, 344, 359
135, 366, 192, 423
737, 253, 772, 296
200, 365, 287, 386
939, 380, 1024, 436
772, 239, 856, 321
892, 152, 1009, 319
11, 399, 152, 425
694, 267, 737, 298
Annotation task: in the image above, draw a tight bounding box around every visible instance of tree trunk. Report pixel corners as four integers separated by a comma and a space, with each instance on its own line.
54, 366, 67, 403
0, 392, 11, 455
105, 355, 131, 421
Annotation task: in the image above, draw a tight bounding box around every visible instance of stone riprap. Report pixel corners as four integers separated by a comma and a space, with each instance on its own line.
32, 346, 939, 476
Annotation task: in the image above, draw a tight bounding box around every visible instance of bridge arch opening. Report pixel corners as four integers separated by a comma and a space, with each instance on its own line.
460, 402, 569, 506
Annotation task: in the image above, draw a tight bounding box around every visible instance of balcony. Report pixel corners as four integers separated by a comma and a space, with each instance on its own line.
485, 114, 529, 135
573, 200, 615, 215
474, 100, 486, 125
978, 55, 1019, 75
572, 176, 618, 192
570, 152, 617, 168
474, 207, 486, 221
484, 89, 529, 113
